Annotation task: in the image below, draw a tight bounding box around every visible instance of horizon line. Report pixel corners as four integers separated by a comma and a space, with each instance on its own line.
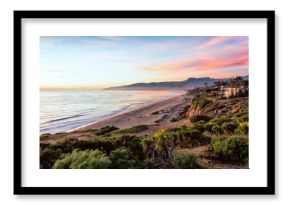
40, 74, 248, 91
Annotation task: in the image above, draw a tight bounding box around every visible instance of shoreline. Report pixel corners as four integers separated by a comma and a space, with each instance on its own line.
76, 93, 193, 131
40, 90, 186, 134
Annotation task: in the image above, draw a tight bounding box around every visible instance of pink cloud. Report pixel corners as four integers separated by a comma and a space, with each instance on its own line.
217, 45, 248, 58
143, 57, 193, 73
141, 43, 248, 77
140, 36, 248, 79
197, 36, 233, 49
189, 54, 248, 71
143, 52, 247, 72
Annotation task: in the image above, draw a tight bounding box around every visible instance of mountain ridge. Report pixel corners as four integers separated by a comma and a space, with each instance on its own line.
106, 76, 248, 90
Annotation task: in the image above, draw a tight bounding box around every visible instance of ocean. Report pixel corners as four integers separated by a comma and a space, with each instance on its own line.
40, 90, 182, 134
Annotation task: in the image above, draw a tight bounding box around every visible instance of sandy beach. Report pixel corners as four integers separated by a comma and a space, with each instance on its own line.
77, 94, 193, 131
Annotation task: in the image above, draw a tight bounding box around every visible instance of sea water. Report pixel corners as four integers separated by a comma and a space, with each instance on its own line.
40, 90, 182, 134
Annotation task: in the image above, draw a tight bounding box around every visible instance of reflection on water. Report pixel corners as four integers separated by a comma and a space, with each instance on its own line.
40, 90, 183, 134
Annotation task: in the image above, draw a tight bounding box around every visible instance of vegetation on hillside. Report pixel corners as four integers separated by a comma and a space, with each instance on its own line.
40, 76, 249, 169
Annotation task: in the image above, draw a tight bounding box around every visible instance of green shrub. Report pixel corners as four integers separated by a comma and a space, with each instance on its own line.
188, 128, 211, 146
212, 124, 222, 134
40, 148, 62, 169
119, 125, 149, 134
190, 129, 202, 138
75, 137, 117, 155
210, 117, 231, 125
191, 120, 207, 132
141, 136, 156, 158
166, 126, 207, 148
151, 111, 160, 115
180, 125, 188, 130
178, 129, 193, 148
118, 135, 144, 159
48, 138, 79, 153
237, 115, 249, 123
211, 136, 248, 163
190, 115, 212, 123
94, 126, 119, 136
53, 149, 111, 169
40, 133, 52, 141
211, 137, 224, 155
235, 122, 249, 136
143, 158, 155, 169
171, 151, 202, 169
109, 147, 136, 168
154, 129, 177, 159
204, 121, 217, 132
40, 142, 50, 150
194, 96, 211, 108
190, 129, 210, 147
221, 122, 238, 134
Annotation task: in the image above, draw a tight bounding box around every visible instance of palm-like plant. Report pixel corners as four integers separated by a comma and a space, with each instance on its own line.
141, 136, 156, 159
154, 129, 176, 160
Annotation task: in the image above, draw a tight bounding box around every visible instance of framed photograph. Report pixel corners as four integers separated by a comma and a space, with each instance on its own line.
14, 10, 275, 195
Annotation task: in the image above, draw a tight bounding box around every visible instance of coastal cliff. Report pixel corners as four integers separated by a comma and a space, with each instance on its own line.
40, 77, 249, 169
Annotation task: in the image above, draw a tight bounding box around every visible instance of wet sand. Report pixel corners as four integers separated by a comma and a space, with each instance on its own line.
77, 94, 193, 131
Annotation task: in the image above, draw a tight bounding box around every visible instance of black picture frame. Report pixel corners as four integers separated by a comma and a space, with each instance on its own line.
14, 10, 275, 195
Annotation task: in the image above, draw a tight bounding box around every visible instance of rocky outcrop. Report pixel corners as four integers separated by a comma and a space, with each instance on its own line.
187, 102, 202, 119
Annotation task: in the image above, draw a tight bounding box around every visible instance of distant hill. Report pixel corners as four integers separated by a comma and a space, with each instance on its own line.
242, 75, 249, 81
106, 75, 249, 90
106, 77, 225, 91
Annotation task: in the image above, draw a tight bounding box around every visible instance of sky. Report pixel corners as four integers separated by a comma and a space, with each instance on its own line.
40, 36, 248, 90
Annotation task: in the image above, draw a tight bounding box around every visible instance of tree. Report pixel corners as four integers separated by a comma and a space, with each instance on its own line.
141, 136, 156, 159
154, 129, 177, 160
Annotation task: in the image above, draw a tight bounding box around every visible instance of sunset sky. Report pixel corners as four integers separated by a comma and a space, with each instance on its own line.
40, 36, 248, 90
